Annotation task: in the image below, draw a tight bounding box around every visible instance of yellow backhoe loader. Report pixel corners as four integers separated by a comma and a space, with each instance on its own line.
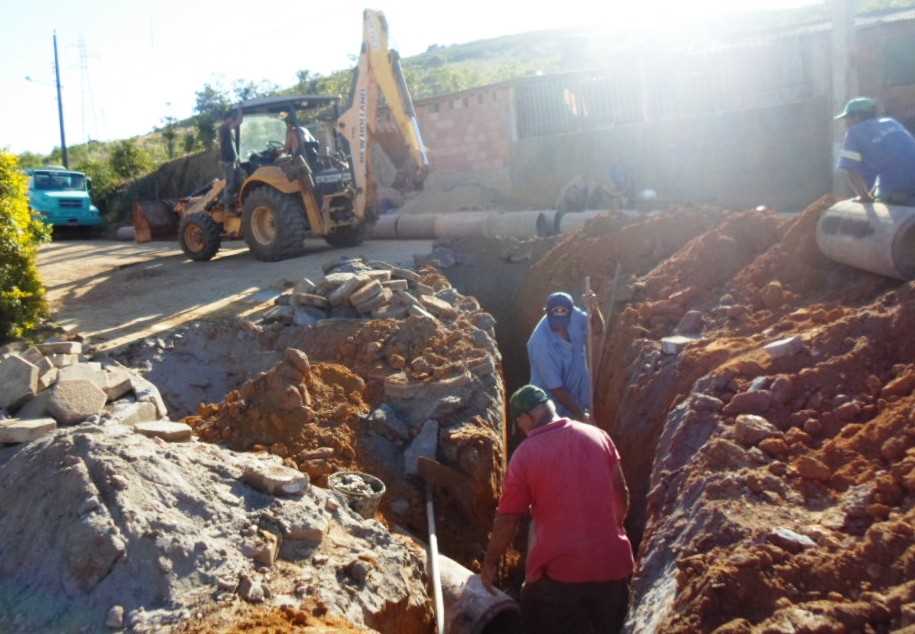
167, 9, 428, 262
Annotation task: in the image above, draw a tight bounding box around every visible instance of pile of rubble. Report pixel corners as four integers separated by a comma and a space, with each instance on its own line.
0, 339, 182, 445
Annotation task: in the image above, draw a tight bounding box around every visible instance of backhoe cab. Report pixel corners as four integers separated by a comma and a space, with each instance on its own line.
176, 9, 428, 262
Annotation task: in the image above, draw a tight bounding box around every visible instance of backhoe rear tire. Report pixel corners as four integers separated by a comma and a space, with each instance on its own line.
242, 187, 307, 262
324, 223, 368, 248
179, 212, 222, 262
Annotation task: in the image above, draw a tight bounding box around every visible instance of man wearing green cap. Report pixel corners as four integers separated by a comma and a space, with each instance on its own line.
835, 97, 915, 204
481, 385, 633, 634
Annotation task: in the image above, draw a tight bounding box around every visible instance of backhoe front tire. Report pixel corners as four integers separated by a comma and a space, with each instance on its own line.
179, 212, 222, 262
324, 223, 368, 248
242, 187, 307, 262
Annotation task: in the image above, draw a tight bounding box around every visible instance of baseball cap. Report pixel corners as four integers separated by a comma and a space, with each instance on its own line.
834, 97, 878, 120
509, 385, 551, 423
546, 292, 574, 330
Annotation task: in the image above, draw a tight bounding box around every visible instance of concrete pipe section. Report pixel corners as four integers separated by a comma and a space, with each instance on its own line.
439, 554, 521, 634
556, 210, 606, 234
483, 211, 544, 239
433, 212, 489, 239
370, 214, 400, 239
816, 199, 915, 280
396, 213, 439, 239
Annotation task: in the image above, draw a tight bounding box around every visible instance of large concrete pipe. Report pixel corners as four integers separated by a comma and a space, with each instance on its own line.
537, 210, 561, 236
433, 212, 489, 239
438, 554, 521, 634
483, 211, 543, 239
817, 199, 915, 280
396, 214, 439, 239
370, 214, 399, 239
557, 210, 606, 234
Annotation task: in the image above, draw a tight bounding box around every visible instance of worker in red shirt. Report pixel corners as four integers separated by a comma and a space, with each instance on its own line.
481, 385, 634, 634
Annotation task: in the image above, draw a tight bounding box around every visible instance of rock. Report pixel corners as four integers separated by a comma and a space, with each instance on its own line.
35, 356, 59, 391
58, 362, 106, 387
661, 335, 696, 355
390, 267, 421, 283
134, 421, 193, 442
794, 455, 831, 482
266, 498, 328, 544
472, 312, 497, 332
758, 437, 790, 457
292, 292, 329, 309
675, 310, 704, 336
419, 295, 458, 320
881, 371, 915, 398
238, 574, 265, 603
408, 304, 437, 322
0, 354, 39, 410
16, 390, 52, 419
246, 530, 279, 567
354, 288, 392, 314
293, 309, 319, 327
372, 303, 409, 320
763, 336, 805, 359
723, 390, 772, 416
323, 271, 357, 286
404, 419, 439, 475
106, 605, 125, 629
0, 418, 57, 444
692, 393, 724, 412
370, 404, 410, 442
382, 279, 409, 292
734, 414, 780, 447
103, 367, 134, 401
328, 275, 367, 306
803, 418, 823, 436
48, 380, 107, 424
767, 527, 816, 553
365, 270, 392, 282
761, 281, 785, 309
48, 353, 79, 368
38, 341, 82, 355
129, 373, 168, 419
243, 462, 310, 496
704, 438, 750, 470
285, 349, 311, 373
346, 560, 370, 584
349, 280, 383, 306
770, 375, 793, 405
106, 400, 157, 427
836, 401, 860, 422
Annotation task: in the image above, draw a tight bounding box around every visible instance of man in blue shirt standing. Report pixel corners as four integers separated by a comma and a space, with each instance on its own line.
527, 292, 604, 421
835, 97, 915, 204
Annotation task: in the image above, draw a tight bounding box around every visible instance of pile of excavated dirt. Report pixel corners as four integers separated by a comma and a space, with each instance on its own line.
175, 600, 372, 632
0, 423, 431, 634
533, 197, 915, 631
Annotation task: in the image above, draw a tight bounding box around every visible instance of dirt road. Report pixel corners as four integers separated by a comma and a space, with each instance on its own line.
39, 238, 434, 350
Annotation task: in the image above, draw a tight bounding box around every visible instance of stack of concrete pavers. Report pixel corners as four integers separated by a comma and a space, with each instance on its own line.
265, 256, 460, 328
0, 340, 189, 445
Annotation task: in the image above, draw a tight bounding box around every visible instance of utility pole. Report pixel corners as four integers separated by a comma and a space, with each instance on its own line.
53, 31, 69, 168
831, 0, 856, 195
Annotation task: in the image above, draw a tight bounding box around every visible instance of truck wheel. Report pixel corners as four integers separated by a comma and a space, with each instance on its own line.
242, 187, 307, 261
179, 212, 222, 261
324, 223, 367, 248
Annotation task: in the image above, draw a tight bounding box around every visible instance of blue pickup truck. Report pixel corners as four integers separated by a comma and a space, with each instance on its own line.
27, 167, 103, 229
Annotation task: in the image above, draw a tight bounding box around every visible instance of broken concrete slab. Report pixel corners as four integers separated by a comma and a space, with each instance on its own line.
48, 353, 79, 368
0, 418, 57, 443
0, 354, 39, 410
764, 336, 805, 359
323, 272, 357, 287
734, 414, 780, 447
404, 419, 439, 476
58, 363, 107, 390
129, 373, 168, 419
328, 275, 367, 306
243, 461, 310, 496
419, 295, 458, 320
48, 379, 108, 425
102, 367, 133, 402
134, 421, 193, 442
354, 289, 392, 314
349, 280, 383, 306
37, 357, 59, 391
292, 292, 330, 309
19, 346, 44, 366
364, 270, 392, 282
381, 279, 408, 292
105, 400, 157, 427
38, 341, 83, 356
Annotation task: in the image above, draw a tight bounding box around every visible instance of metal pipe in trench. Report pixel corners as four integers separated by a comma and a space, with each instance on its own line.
816, 199, 915, 280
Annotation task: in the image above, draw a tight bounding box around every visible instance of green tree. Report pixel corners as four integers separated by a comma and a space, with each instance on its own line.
0, 151, 50, 342
109, 139, 152, 180
75, 158, 119, 208
182, 130, 198, 154
194, 82, 230, 117
195, 114, 218, 151
16, 152, 46, 170
233, 79, 279, 102
161, 116, 178, 159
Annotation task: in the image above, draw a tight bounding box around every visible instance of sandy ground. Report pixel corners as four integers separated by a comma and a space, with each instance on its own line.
39, 238, 434, 350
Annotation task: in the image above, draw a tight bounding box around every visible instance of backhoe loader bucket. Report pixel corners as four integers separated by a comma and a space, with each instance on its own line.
132, 200, 179, 243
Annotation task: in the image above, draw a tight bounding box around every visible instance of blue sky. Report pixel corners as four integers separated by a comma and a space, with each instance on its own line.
1, 0, 815, 155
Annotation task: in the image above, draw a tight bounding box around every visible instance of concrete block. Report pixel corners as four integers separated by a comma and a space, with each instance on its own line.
37, 357, 59, 391
48, 379, 108, 425
103, 367, 133, 401
134, 420, 193, 442
364, 270, 392, 282
291, 293, 329, 309
390, 267, 421, 283
48, 353, 79, 368
242, 462, 310, 496
0, 354, 39, 410
404, 419, 439, 476
419, 295, 458, 320
58, 363, 107, 390
394, 290, 421, 308
354, 289, 392, 314
0, 418, 56, 444
661, 336, 696, 355
106, 400, 157, 427
381, 279, 409, 292
38, 341, 83, 355
328, 275, 367, 306
349, 280, 383, 306
20, 346, 44, 366
323, 272, 357, 287
764, 336, 805, 359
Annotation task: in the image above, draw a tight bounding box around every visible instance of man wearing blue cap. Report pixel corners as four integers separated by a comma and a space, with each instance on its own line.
527, 291, 604, 421
835, 97, 915, 204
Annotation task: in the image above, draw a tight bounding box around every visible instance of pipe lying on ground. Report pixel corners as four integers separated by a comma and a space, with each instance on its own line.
483, 211, 544, 239
556, 210, 606, 234
371, 214, 400, 239
438, 554, 521, 634
433, 212, 489, 239
396, 213, 440, 239
816, 199, 915, 280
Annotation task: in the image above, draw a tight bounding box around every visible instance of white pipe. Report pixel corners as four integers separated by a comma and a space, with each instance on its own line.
426, 481, 446, 634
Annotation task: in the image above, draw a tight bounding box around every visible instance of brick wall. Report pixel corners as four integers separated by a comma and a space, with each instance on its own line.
413, 84, 515, 173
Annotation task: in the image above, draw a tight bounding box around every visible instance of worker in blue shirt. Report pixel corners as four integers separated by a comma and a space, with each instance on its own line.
835, 97, 915, 205
527, 292, 604, 421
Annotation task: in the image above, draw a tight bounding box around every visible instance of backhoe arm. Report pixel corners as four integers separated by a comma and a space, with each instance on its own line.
337, 9, 430, 219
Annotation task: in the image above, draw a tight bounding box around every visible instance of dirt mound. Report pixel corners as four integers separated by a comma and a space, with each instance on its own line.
0, 423, 430, 633
176, 600, 374, 633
